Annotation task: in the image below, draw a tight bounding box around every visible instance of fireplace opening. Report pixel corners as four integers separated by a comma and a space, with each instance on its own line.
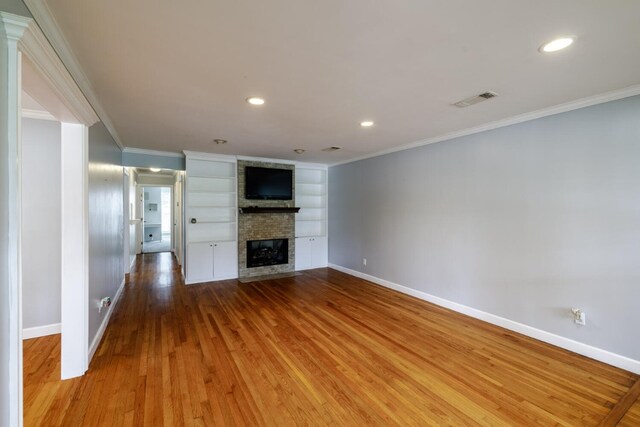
247, 238, 289, 268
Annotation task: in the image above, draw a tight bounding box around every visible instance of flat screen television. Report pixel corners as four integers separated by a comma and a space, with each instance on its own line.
245, 166, 293, 200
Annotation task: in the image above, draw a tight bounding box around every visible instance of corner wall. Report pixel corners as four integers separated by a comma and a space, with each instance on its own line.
88, 121, 123, 349
328, 95, 640, 362
21, 118, 61, 331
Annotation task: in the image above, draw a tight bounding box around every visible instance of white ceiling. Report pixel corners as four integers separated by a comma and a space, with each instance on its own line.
41, 0, 640, 164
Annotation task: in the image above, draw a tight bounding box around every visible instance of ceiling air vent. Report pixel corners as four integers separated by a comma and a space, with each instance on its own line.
322, 146, 342, 152
453, 91, 498, 108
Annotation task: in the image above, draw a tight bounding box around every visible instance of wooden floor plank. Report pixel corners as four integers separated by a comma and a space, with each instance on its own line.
618, 394, 640, 427
23, 252, 639, 426
599, 378, 640, 427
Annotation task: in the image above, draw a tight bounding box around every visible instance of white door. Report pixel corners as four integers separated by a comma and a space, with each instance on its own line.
311, 236, 328, 268
295, 237, 312, 271
213, 241, 238, 279
135, 186, 144, 254
173, 178, 183, 264
187, 242, 214, 283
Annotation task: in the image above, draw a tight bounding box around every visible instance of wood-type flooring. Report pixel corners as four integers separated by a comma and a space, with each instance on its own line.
24, 252, 639, 426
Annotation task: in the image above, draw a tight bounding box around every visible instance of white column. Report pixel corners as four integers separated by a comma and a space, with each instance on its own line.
0, 12, 29, 427
60, 122, 89, 379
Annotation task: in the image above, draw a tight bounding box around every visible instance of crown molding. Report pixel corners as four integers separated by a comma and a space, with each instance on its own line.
123, 147, 184, 158
183, 151, 238, 162
23, 0, 123, 147
22, 108, 56, 121
18, 18, 99, 126
330, 84, 640, 167
0, 11, 30, 40
295, 162, 329, 170
236, 155, 296, 165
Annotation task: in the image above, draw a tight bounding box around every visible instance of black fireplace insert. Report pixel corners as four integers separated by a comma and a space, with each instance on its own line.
247, 238, 289, 268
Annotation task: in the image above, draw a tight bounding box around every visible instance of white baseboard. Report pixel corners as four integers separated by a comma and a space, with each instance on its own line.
328, 263, 640, 374
23, 323, 61, 340
88, 277, 125, 363
185, 274, 237, 285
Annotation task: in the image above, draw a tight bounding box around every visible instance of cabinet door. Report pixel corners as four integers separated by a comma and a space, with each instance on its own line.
187, 242, 214, 283
295, 237, 312, 271
213, 241, 238, 279
311, 236, 328, 268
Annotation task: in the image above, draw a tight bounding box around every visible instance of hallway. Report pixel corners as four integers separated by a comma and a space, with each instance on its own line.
23, 253, 640, 426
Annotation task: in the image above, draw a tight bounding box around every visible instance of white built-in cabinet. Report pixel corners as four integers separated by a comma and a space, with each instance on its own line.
185, 154, 238, 284
186, 241, 237, 283
295, 165, 328, 270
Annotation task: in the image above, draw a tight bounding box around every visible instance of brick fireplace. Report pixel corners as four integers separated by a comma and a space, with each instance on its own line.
237, 160, 295, 278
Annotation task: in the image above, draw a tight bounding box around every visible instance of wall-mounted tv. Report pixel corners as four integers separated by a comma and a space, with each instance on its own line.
245, 166, 293, 200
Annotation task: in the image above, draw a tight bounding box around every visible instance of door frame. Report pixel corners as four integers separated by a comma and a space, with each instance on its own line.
138, 184, 174, 254
1, 12, 99, 426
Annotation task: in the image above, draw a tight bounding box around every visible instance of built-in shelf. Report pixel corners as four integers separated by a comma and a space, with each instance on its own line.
185, 156, 238, 284
239, 207, 301, 214
295, 166, 327, 239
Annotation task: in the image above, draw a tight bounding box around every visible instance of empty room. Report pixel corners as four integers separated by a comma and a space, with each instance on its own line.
1, 1, 639, 426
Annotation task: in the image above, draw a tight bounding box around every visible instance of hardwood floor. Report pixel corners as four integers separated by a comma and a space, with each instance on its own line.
24, 252, 639, 426
618, 396, 640, 426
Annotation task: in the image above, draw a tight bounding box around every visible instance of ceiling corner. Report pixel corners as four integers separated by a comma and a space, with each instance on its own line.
23, 0, 125, 149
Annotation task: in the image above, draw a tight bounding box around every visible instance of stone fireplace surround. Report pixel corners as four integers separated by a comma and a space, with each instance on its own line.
237, 160, 295, 278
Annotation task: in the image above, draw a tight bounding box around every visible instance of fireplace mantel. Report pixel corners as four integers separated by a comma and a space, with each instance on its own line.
239, 207, 301, 214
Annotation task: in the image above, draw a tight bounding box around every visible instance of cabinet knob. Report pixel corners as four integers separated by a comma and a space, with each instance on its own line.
191, 218, 197, 224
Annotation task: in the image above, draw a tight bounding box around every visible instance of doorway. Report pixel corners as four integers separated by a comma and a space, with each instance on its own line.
142, 186, 173, 253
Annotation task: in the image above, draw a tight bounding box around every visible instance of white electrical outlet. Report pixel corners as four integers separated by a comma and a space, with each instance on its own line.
99, 297, 112, 313
363, 258, 367, 266
571, 308, 586, 325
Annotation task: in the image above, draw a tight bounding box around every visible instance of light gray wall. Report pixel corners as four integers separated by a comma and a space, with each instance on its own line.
21, 118, 61, 329
122, 151, 185, 170
88, 122, 124, 347
329, 95, 640, 361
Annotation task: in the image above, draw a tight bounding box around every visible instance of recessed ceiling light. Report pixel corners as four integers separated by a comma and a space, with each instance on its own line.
360, 121, 374, 127
149, 168, 161, 172
246, 97, 265, 105
293, 149, 305, 154
213, 139, 227, 144
539, 36, 576, 53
